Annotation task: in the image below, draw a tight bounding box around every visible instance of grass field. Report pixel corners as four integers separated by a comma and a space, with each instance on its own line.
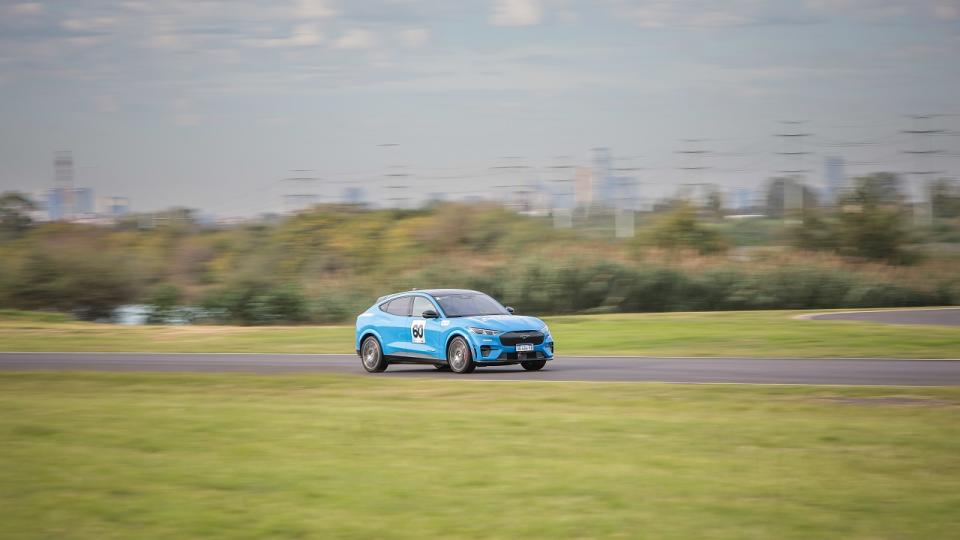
1, 309, 959, 358
1, 372, 958, 539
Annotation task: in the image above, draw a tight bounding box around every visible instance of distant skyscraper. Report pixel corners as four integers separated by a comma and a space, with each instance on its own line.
98, 196, 130, 217
45, 189, 64, 220
73, 188, 94, 214
825, 156, 846, 203
44, 187, 96, 219
53, 150, 74, 220
342, 186, 366, 205
591, 147, 615, 206
735, 188, 752, 211
574, 167, 594, 207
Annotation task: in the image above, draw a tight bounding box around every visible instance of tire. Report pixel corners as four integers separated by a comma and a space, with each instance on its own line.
360, 336, 388, 373
447, 336, 476, 374
521, 360, 546, 371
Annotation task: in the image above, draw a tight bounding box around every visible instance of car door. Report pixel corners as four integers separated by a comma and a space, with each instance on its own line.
380, 295, 412, 355
407, 295, 441, 358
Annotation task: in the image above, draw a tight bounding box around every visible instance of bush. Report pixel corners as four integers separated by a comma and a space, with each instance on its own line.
201, 282, 310, 325
4, 249, 137, 320
146, 284, 182, 324
646, 203, 728, 254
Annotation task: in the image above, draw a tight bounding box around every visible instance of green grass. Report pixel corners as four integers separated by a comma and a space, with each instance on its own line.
1, 372, 958, 539
1, 309, 958, 358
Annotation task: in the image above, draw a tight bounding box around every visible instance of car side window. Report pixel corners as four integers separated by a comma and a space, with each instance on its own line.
384, 296, 412, 317
411, 296, 435, 318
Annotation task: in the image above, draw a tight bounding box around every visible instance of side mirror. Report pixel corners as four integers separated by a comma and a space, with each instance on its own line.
422, 309, 439, 319
506, 306, 515, 314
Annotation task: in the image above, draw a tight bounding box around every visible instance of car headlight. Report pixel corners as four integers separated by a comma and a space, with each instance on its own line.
539, 323, 550, 335
468, 327, 500, 336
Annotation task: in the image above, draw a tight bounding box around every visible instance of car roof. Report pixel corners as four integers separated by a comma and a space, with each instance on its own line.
376, 289, 482, 304
420, 289, 482, 297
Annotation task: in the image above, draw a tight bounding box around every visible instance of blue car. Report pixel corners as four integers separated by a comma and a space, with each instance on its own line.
355, 289, 554, 374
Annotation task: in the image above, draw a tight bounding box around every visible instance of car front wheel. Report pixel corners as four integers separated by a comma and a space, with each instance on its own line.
360, 336, 388, 373
521, 360, 546, 371
447, 336, 476, 374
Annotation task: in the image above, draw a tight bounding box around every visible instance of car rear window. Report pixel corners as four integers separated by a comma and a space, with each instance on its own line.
382, 296, 412, 316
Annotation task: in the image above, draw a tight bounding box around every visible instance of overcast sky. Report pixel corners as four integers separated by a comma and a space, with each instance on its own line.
1, 0, 958, 215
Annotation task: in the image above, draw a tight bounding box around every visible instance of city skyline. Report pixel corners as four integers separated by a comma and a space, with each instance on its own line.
1, 1, 958, 215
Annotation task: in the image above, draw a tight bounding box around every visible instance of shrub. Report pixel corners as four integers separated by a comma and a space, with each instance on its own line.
146, 284, 182, 324
4, 248, 137, 320
201, 282, 310, 325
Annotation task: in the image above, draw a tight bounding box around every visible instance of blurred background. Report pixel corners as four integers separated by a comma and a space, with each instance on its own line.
1, 0, 959, 323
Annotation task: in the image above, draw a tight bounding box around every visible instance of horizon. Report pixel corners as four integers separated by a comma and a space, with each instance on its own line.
2, 0, 959, 216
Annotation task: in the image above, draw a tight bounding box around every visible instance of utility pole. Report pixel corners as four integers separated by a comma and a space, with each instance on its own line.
902, 114, 944, 225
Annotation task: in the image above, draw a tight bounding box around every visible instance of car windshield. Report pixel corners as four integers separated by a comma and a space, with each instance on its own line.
434, 293, 508, 317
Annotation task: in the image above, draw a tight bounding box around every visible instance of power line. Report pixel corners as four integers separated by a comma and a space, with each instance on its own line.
773, 120, 812, 176
901, 114, 947, 224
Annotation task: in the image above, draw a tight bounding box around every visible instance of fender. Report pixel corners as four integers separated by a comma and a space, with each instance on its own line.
443, 329, 474, 361
356, 327, 385, 355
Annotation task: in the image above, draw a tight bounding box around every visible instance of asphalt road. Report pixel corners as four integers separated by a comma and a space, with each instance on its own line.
806, 307, 960, 326
2, 352, 959, 385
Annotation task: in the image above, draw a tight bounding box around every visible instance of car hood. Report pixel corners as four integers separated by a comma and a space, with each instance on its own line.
457, 314, 545, 332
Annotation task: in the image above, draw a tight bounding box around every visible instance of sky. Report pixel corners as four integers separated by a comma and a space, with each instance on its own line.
1, 0, 959, 215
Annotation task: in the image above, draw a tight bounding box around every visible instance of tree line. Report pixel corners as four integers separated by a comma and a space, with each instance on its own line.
1, 173, 958, 323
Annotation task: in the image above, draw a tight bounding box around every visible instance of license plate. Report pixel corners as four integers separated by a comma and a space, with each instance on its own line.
516, 344, 534, 352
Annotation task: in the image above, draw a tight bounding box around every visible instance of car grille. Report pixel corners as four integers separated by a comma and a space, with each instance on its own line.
497, 351, 546, 361
499, 331, 544, 346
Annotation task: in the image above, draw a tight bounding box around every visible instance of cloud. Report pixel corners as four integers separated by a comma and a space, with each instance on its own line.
255, 23, 324, 48
8, 2, 44, 16
96, 94, 120, 113
295, 0, 338, 19
607, 0, 960, 28
606, 1, 819, 28
934, 1, 960, 20
398, 28, 429, 48
334, 28, 377, 49
174, 113, 202, 126
491, 0, 542, 26
804, 0, 960, 22
61, 17, 120, 33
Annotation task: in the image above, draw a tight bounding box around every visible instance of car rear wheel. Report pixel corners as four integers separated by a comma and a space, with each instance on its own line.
360, 336, 388, 373
447, 337, 476, 374
521, 360, 546, 371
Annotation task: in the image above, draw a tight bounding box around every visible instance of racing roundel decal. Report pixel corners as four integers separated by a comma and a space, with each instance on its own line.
411, 320, 426, 344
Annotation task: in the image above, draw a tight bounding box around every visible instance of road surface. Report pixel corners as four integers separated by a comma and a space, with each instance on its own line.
805, 307, 960, 326
2, 352, 959, 385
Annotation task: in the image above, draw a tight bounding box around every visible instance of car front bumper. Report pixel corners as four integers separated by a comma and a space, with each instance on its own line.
473, 338, 554, 363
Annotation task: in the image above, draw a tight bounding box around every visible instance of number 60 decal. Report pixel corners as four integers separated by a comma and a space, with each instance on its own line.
411, 320, 426, 344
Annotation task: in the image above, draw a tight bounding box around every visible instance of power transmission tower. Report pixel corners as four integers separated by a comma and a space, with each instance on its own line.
53, 150, 74, 220
490, 156, 531, 209
902, 114, 945, 225
611, 155, 642, 238
545, 157, 575, 228
281, 170, 321, 213
677, 139, 712, 206
774, 121, 813, 216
